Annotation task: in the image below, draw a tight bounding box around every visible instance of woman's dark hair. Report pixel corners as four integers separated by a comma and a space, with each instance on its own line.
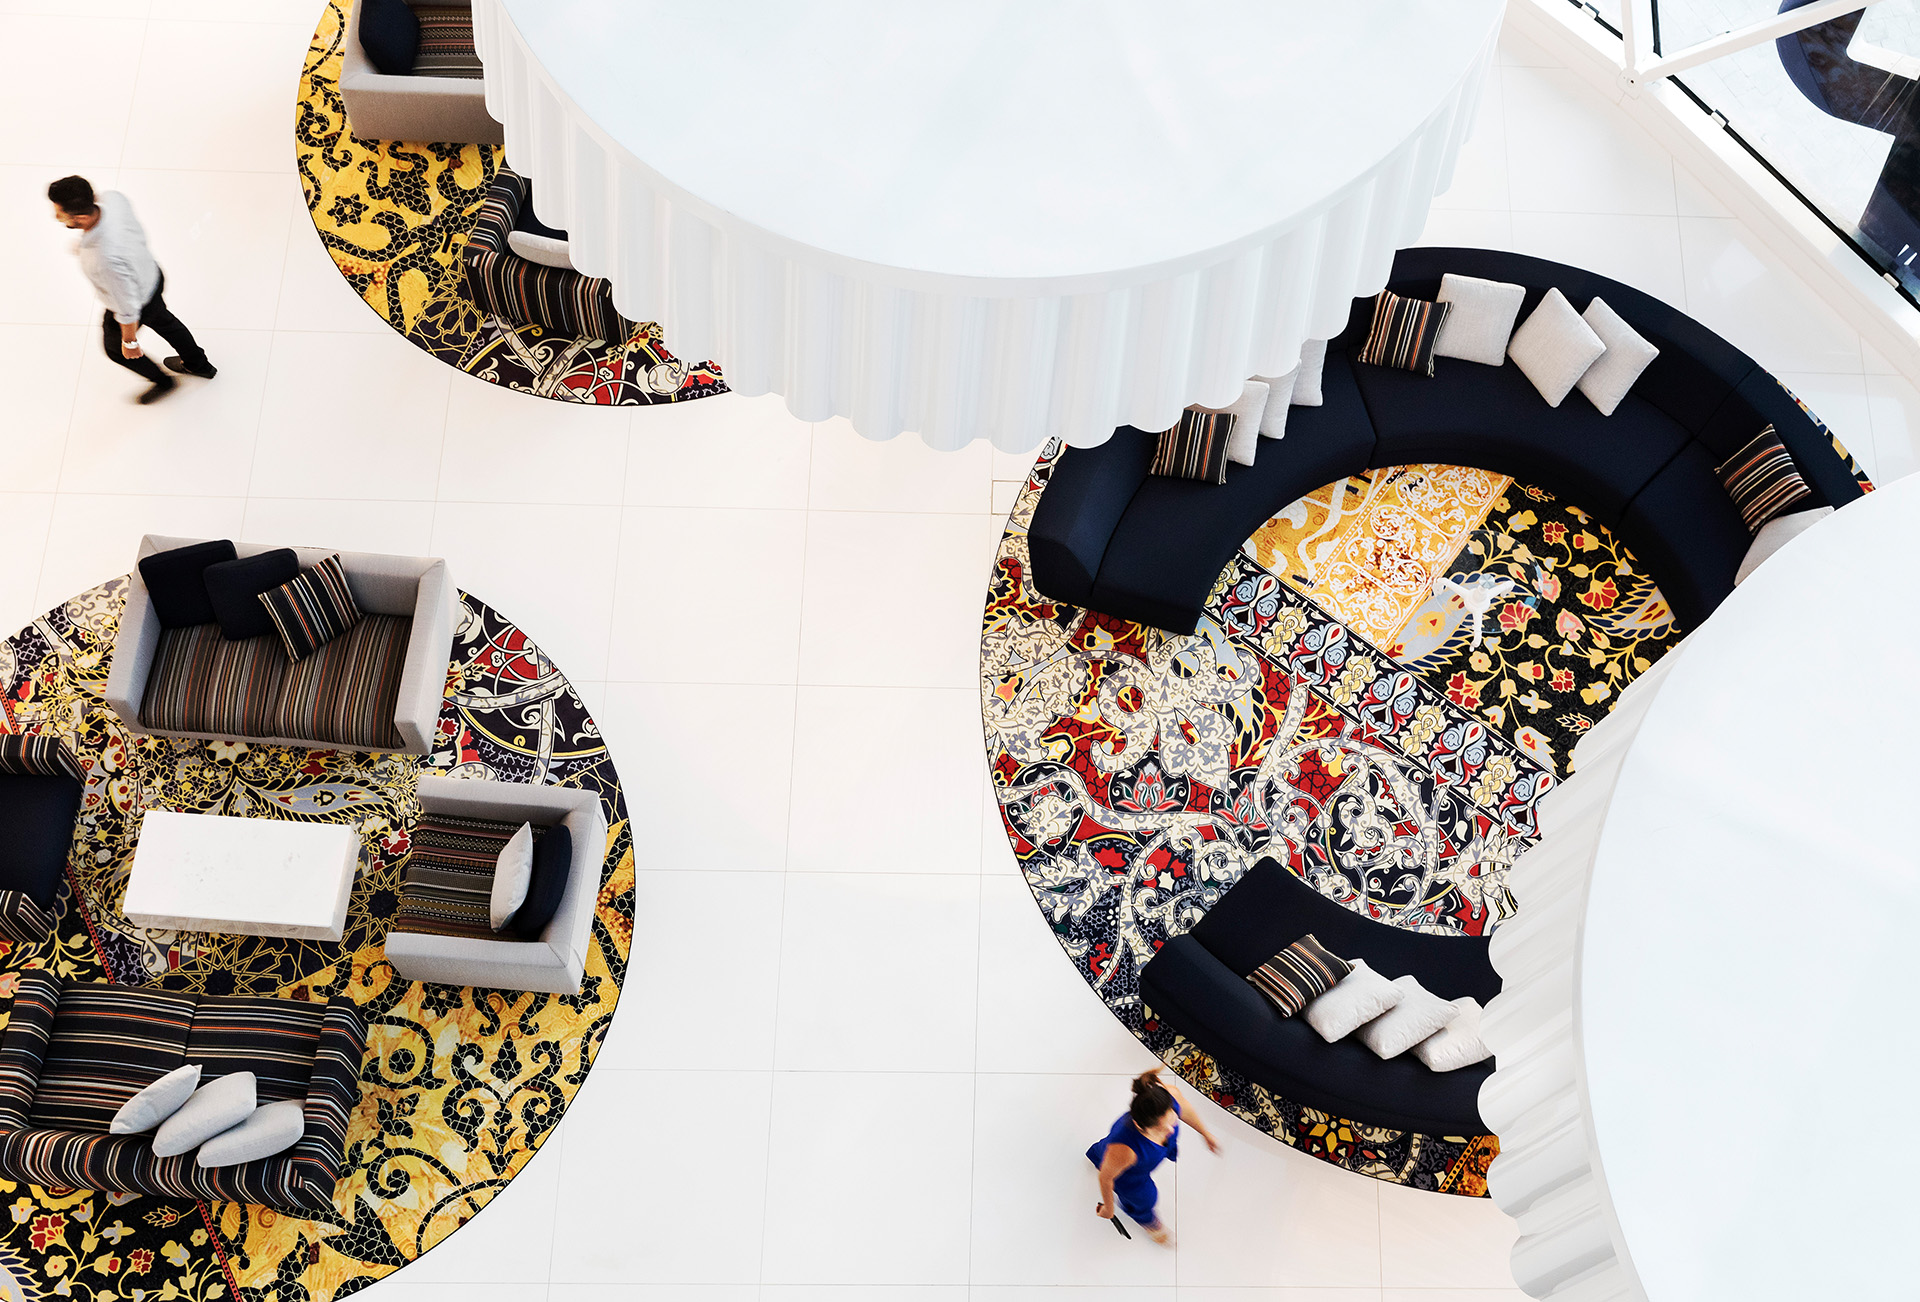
47, 175, 96, 215
1129, 1070, 1175, 1126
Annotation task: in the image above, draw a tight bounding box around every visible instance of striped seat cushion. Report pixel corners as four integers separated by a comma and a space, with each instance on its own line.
1359, 290, 1451, 377
26, 985, 196, 1132
185, 996, 327, 1104
412, 6, 483, 78
272, 613, 411, 750
393, 813, 542, 939
1717, 425, 1814, 533
1247, 933, 1352, 1017
141, 625, 288, 737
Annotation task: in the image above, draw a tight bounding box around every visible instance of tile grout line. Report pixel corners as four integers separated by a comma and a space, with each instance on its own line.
233, 188, 303, 524
755, 419, 814, 1287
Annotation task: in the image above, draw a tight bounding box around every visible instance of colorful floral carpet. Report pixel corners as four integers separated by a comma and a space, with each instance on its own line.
984, 402, 1872, 1193
981, 453, 1664, 1195
0, 579, 632, 1300
297, 0, 727, 407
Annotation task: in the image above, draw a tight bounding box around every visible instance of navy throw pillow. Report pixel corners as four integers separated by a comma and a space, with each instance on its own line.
507, 823, 571, 941
359, 0, 420, 76
204, 549, 300, 641
139, 539, 236, 628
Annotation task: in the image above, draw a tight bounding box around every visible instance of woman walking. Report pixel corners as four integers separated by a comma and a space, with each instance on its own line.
1089, 1067, 1220, 1244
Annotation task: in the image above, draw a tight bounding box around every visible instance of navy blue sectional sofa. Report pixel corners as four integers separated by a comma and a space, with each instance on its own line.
1030, 246, 1867, 634
1139, 857, 1501, 1136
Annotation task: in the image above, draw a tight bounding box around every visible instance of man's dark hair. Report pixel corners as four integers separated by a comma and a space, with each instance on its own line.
47, 175, 96, 215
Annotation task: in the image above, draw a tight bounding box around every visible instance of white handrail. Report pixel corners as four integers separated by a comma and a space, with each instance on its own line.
1633, 0, 1888, 82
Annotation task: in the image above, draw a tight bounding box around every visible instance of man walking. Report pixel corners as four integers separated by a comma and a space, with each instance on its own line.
47, 175, 216, 404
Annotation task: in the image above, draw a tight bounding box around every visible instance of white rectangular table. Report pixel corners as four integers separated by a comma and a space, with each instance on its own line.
123, 809, 360, 942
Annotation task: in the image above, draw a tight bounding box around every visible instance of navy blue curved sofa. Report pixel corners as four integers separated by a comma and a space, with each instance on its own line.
1139, 857, 1500, 1135
1030, 247, 1866, 634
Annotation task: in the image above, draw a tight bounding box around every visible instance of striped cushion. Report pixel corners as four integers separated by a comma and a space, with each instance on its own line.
185, 996, 327, 1104
411, 6, 483, 77
0, 733, 82, 780
272, 613, 411, 749
259, 555, 364, 662
0, 970, 59, 1129
1247, 933, 1353, 1017
1717, 426, 1814, 533
0, 891, 54, 948
463, 169, 634, 341
26, 985, 196, 1132
1358, 290, 1451, 377
141, 625, 288, 737
1148, 409, 1234, 484
394, 813, 544, 939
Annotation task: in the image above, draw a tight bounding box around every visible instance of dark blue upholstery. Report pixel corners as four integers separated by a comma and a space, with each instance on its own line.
0, 775, 82, 909
1025, 247, 1865, 635
1139, 858, 1496, 1135
1353, 352, 1691, 526
1090, 359, 1376, 632
1027, 426, 1158, 608
1618, 442, 1754, 629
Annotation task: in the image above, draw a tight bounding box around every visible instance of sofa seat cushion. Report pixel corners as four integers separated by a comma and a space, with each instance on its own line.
271, 614, 411, 750
1353, 350, 1690, 526
393, 813, 534, 939
1026, 426, 1159, 609
1617, 440, 1755, 631
142, 624, 287, 738
27, 986, 197, 1131
185, 996, 327, 1104
1088, 357, 1376, 633
0, 775, 82, 909
1141, 933, 1492, 1134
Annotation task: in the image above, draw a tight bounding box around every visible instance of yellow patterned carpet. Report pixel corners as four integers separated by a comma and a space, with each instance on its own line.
295, 0, 727, 406
0, 582, 631, 1301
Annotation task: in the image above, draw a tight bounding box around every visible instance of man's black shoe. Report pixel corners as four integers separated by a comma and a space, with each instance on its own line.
139, 377, 177, 404
164, 356, 217, 379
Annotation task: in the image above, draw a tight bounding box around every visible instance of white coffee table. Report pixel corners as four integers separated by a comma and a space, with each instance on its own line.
123, 810, 360, 942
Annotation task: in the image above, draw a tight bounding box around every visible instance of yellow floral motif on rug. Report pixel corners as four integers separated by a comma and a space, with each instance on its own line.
1246, 464, 1512, 645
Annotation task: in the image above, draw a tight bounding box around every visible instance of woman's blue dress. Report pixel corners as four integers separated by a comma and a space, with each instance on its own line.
1086, 1097, 1180, 1226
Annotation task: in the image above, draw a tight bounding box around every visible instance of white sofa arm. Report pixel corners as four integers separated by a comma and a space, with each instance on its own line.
394, 560, 457, 754
105, 567, 163, 734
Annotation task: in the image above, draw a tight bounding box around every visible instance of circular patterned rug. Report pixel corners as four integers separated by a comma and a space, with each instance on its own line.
296, 0, 727, 407
982, 407, 1872, 1195
0, 578, 631, 1300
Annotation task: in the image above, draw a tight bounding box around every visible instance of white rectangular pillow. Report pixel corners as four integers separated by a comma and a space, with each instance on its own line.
1303, 959, 1402, 1042
506, 229, 576, 271
1507, 288, 1606, 408
110, 1063, 201, 1135
491, 821, 535, 930
1289, 340, 1329, 407
197, 1098, 306, 1168
1194, 379, 1271, 468
1434, 273, 1526, 366
1249, 367, 1298, 437
1577, 297, 1660, 416
1412, 997, 1493, 1072
1355, 975, 1462, 1059
153, 1071, 257, 1158
1734, 504, 1832, 584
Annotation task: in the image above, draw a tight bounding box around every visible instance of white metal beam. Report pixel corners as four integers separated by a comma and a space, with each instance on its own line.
1634, 0, 1888, 81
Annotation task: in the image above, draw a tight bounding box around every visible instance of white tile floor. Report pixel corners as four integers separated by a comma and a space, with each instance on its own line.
0, 9, 1912, 1301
